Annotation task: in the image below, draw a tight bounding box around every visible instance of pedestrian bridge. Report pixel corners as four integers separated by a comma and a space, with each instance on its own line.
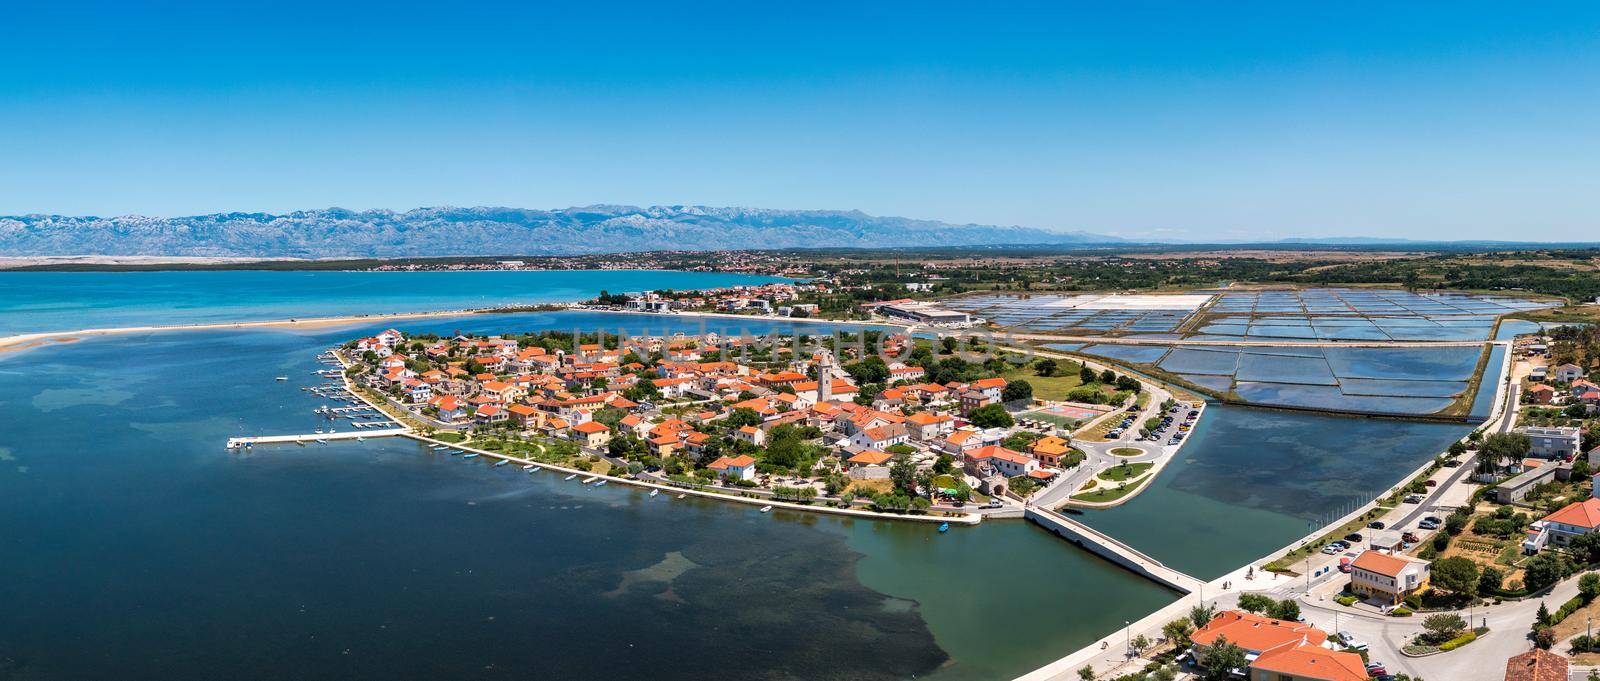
1025, 506, 1203, 593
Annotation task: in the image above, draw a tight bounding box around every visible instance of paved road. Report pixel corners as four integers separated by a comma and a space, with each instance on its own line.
1027, 351, 1194, 510
996, 331, 1490, 349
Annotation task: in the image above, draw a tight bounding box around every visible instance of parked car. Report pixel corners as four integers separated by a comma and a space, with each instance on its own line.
1419, 519, 1440, 530
1367, 521, 1386, 530
1335, 631, 1368, 650
1322, 545, 1341, 555
1403, 494, 1423, 504
1403, 532, 1420, 543
1344, 532, 1363, 543
1367, 662, 1388, 676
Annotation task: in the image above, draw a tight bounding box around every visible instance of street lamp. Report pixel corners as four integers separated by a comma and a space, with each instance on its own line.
1125, 620, 1131, 658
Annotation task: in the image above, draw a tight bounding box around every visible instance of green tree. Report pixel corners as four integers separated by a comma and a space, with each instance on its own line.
1236, 593, 1273, 614
1421, 613, 1466, 644
1002, 380, 1034, 403
1035, 358, 1059, 377
1478, 565, 1504, 595
1267, 599, 1301, 622
724, 407, 763, 428
968, 403, 1014, 428
1525, 553, 1568, 592
1199, 636, 1247, 681
889, 456, 919, 496
1583, 573, 1600, 602
1079, 365, 1097, 384
1130, 634, 1150, 657
1188, 603, 1216, 627
1161, 617, 1193, 647
1573, 532, 1600, 565
1430, 556, 1479, 596
1480, 432, 1532, 467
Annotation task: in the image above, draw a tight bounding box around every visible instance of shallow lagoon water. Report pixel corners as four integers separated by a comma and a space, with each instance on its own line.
0, 269, 790, 336
1082, 404, 1469, 579
0, 313, 1175, 681
0, 274, 1509, 680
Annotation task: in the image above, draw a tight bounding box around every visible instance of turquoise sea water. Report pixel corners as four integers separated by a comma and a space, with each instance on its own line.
0, 270, 789, 335
0, 272, 1493, 680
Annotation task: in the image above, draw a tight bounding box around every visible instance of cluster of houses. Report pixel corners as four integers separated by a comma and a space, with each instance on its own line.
600, 282, 830, 317
347, 329, 1071, 497
1524, 362, 1600, 413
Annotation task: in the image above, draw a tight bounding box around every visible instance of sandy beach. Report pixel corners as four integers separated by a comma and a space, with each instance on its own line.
0, 307, 490, 354
0, 304, 908, 355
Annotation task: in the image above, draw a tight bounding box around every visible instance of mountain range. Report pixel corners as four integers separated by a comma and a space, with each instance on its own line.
0, 206, 1121, 258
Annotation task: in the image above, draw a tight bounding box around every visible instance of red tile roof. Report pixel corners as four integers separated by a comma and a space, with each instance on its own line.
1505, 649, 1569, 681
1544, 497, 1600, 530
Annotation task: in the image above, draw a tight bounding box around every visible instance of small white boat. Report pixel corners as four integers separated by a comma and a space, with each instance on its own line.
564, 474, 578, 481
494, 459, 508, 467
462, 452, 479, 459
530, 466, 543, 473
356, 437, 365, 442
276, 376, 288, 381
649, 489, 659, 498
581, 476, 598, 484
593, 480, 607, 487
521, 464, 534, 471
760, 505, 773, 513
315, 439, 328, 444
676, 493, 687, 499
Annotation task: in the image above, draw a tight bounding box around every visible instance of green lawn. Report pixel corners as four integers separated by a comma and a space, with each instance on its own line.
1072, 484, 1140, 503
1000, 366, 1087, 401
1098, 462, 1152, 482
1109, 447, 1142, 457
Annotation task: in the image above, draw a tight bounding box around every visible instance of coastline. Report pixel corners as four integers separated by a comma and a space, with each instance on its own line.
0, 305, 905, 356
1010, 337, 1519, 681
313, 345, 979, 526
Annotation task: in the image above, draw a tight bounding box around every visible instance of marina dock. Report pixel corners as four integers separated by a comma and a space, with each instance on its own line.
226, 428, 410, 449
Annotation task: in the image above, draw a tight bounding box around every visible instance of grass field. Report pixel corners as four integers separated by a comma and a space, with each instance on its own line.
1099, 462, 1152, 482
1072, 483, 1141, 503
1000, 366, 1088, 401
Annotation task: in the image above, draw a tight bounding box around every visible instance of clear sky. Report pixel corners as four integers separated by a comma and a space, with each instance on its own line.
2, 1, 1597, 241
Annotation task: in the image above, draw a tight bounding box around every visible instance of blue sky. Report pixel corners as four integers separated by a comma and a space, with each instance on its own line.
1, 1, 1597, 241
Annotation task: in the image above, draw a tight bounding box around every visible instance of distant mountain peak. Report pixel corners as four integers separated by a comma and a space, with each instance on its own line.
0, 205, 1122, 258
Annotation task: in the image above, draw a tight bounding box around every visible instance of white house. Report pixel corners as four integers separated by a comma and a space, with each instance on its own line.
849, 424, 910, 451
1555, 364, 1586, 383
1349, 550, 1430, 605
1526, 496, 1600, 553
708, 455, 757, 481
1523, 426, 1582, 460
